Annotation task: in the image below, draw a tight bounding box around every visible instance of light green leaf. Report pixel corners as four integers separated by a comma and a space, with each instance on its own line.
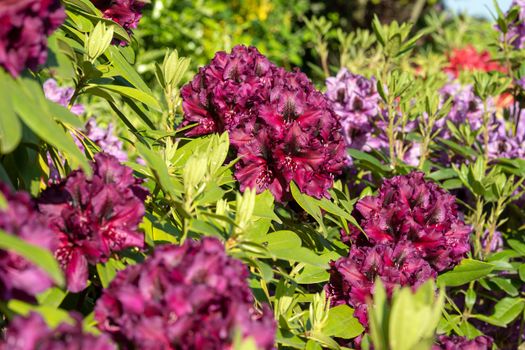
0, 73, 21, 153
96, 84, 160, 110
0, 229, 64, 287
437, 259, 494, 287
323, 305, 364, 339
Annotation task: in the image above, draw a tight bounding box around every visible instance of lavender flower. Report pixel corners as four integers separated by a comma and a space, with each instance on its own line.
0, 312, 116, 350
480, 230, 504, 253
0, 183, 57, 301
433, 335, 493, 350
85, 118, 128, 162
181, 45, 346, 202
0, 0, 65, 77
95, 237, 276, 350
38, 153, 147, 292
43, 79, 85, 115
486, 105, 525, 159
325, 69, 420, 167
354, 172, 471, 272
326, 241, 436, 327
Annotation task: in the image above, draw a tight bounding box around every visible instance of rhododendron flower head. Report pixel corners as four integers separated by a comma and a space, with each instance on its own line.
0, 0, 65, 76
95, 237, 276, 349
354, 171, 471, 272
0, 312, 116, 350
181, 45, 346, 201
38, 153, 148, 292
90, 0, 145, 42
0, 183, 57, 301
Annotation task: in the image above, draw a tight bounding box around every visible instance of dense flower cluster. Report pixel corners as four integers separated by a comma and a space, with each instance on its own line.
90, 0, 145, 40
326, 242, 436, 326
0, 183, 57, 301
325, 69, 421, 166
38, 153, 147, 292
444, 45, 506, 78
486, 105, 525, 159
502, 0, 525, 49
327, 172, 470, 327
0, 312, 116, 350
0, 0, 65, 77
181, 45, 346, 201
95, 237, 275, 350
433, 335, 493, 350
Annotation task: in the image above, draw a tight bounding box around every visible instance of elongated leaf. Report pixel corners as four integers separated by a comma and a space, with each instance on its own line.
136, 143, 182, 198
265, 231, 327, 267
108, 46, 152, 93
323, 304, 364, 339
437, 259, 494, 287
0, 72, 21, 153
96, 84, 160, 110
47, 100, 84, 128
0, 229, 64, 287
13, 78, 90, 174
473, 297, 525, 326
8, 300, 73, 327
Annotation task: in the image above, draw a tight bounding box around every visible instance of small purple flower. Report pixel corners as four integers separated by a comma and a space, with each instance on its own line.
85, 118, 128, 162
95, 237, 276, 350
0, 312, 116, 350
326, 241, 436, 327
181, 45, 346, 202
43, 79, 85, 115
480, 230, 504, 253
325, 69, 420, 166
38, 153, 148, 292
500, 0, 525, 49
0, 0, 65, 77
354, 172, 471, 272
485, 105, 525, 159
433, 335, 493, 350
0, 183, 57, 301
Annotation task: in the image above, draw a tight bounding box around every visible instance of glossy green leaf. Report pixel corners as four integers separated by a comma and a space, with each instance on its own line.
323, 304, 364, 339
437, 259, 494, 287
0, 73, 21, 154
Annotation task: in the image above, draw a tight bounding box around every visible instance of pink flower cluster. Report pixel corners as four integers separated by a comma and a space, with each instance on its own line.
0, 183, 57, 301
95, 237, 275, 350
0, 312, 116, 350
181, 45, 346, 202
0, 0, 65, 77
90, 0, 144, 41
38, 153, 148, 292
326, 172, 471, 327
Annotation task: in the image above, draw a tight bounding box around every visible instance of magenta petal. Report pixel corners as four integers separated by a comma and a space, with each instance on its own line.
66, 249, 89, 293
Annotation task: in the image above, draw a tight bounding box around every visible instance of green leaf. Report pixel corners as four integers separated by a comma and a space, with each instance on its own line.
8, 300, 73, 327
323, 305, 364, 339
0, 229, 64, 287
492, 277, 519, 297
472, 298, 525, 326
13, 78, 90, 175
437, 259, 494, 287
47, 100, 84, 129
265, 231, 327, 267
519, 264, 525, 282
96, 84, 160, 110
290, 182, 325, 232
137, 143, 182, 199
0, 73, 21, 154
347, 149, 390, 173
107, 46, 152, 94
508, 239, 525, 256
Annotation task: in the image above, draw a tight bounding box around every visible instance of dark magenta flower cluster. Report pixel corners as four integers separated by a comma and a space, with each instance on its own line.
0, 0, 65, 77
0, 183, 57, 301
0, 312, 116, 350
38, 153, 148, 293
327, 172, 471, 327
90, 0, 145, 43
95, 237, 275, 350
181, 45, 346, 202
433, 335, 493, 350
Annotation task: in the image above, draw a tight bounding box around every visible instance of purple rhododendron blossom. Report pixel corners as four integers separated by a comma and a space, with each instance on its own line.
433, 335, 493, 350
0, 183, 57, 301
38, 153, 148, 292
90, 0, 144, 41
354, 172, 471, 272
0, 312, 116, 350
325, 69, 421, 167
43, 79, 85, 115
326, 241, 436, 327
0, 0, 65, 77
85, 118, 128, 162
95, 237, 276, 350
181, 45, 346, 202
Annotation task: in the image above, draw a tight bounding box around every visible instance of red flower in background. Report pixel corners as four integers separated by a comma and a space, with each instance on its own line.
444, 45, 506, 78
